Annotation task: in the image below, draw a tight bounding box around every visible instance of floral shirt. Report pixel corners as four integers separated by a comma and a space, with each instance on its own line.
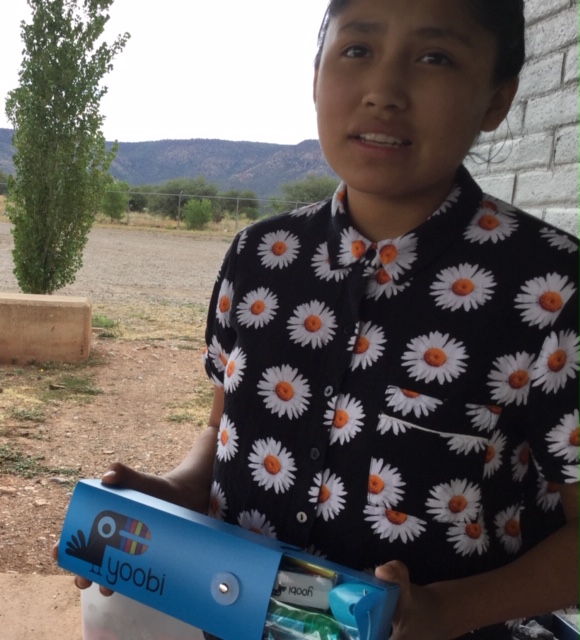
203, 166, 579, 639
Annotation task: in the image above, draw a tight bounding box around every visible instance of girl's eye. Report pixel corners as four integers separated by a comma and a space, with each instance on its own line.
420, 52, 453, 66
342, 45, 371, 58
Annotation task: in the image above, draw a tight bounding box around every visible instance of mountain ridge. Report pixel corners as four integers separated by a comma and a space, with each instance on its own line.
0, 128, 334, 198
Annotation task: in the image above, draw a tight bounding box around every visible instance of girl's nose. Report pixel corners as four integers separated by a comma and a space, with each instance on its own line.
362, 62, 409, 112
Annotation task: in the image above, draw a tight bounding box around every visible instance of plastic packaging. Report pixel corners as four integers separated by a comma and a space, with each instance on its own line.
82, 583, 204, 640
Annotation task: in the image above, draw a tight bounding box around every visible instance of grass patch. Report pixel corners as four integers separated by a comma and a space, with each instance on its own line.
10, 406, 46, 422
91, 301, 208, 342
0, 444, 79, 480
165, 381, 213, 426
47, 374, 103, 399
92, 313, 117, 329
167, 412, 195, 423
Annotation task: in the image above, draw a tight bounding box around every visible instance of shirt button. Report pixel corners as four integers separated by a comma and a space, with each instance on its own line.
324, 385, 334, 398
296, 511, 308, 524
310, 447, 321, 461
343, 325, 355, 335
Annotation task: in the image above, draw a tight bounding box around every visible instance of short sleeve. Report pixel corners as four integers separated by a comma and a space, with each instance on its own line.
203, 238, 240, 388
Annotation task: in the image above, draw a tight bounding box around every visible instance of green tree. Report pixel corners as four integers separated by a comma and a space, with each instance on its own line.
128, 190, 148, 213
150, 177, 219, 220
183, 198, 212, 230
4, 0, 129, 294
101, 176, 129, 221
219, 188, 260, 221
0, 168, 10, 196
280, 174, 340, 207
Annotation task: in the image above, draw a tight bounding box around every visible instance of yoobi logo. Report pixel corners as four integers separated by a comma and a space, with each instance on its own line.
65, 510, 166, 595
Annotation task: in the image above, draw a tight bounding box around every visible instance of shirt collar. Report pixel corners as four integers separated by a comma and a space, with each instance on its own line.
326, 166, 483, 283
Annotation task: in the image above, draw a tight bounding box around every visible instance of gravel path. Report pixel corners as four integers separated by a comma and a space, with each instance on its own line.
0, 222, 231, 306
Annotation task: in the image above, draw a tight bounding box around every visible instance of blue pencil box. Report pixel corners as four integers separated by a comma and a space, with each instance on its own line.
58, 480, 399, 640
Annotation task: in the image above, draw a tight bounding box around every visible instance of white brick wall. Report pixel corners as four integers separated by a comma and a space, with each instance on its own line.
465, 1, 579, 237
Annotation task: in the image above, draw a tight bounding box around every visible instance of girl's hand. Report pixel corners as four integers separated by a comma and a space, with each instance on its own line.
375, 560, 446, 640
51, 461, 210, 595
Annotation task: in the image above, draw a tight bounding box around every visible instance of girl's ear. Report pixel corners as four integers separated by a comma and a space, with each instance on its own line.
480, 77, 519, 132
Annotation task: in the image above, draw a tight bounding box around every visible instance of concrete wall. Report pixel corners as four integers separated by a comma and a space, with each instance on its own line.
0, 293, 92, 365
465, 1, 579, 236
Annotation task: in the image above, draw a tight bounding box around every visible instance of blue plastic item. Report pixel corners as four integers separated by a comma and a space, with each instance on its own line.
58, 480, 400, 640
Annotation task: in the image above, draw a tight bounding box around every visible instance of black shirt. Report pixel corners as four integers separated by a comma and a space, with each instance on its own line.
204, 167, 579, 639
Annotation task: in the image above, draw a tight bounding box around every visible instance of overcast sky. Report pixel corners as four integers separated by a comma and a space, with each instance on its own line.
0, 0, 329, 145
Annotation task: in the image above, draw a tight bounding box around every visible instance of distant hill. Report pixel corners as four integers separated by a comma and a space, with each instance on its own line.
0, 128, 334, 198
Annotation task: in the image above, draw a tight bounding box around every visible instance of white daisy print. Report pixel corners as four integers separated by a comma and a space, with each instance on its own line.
433, 185, 461, 216
216, 414, 239, 462
484, 431, 507, 478
487, 352, 535, 406
348, 322, 387, 371
464, 199, 518, 244
540, 227, 578, 254
236, 287, 279, 328
248, 438, 297, 493
536, 479, 561, 512
236, 229, 247, 254
367, 458, 405, 507
426, 479, 481, 523
511, 442, 531, 482
324, 394, 365, 445
290, 200, 326, 217
331, 184, 348, 216
377, 235, 418, 280
287, 300, 337, 349
257, 365, 311, 419
238, 510, 277, 538
308, 469, 347, 521
402, 332, 468, 384
209, 372, 224, 389
532, 330, 579, 394
216, 279, 234, 327
546, 410, 579, 463
312, 242, 349, 282
364, 505, 426, 543
366, 267, 410, 300
377, 414, 408, 436
208, 482, 227, 520
385, 386, 443, 418
515, 273, 576, 329
466, 404, 503, 433
223, 347, 247, 393
430, 264, 496, 312
445, 433, 488, 456
494, 505, 523, 554
563, 464, 580, 483
339, 226, 369, 266
207, 336, 228, 374
447, 514, 489, 557
258, 230, 300, 269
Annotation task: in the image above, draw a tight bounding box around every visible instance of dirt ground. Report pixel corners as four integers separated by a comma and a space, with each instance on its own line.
0, 221, 232, 638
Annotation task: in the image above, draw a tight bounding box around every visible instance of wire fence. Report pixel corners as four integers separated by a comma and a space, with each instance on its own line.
0, 183, 314, 211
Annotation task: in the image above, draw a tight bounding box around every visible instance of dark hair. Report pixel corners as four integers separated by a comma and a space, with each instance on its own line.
314, 0, 525, 85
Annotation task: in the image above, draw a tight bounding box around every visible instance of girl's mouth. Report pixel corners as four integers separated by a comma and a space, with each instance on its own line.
356, 133, 411, 148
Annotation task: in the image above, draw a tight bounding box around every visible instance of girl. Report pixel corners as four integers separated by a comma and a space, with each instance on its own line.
61, 1, 579, 638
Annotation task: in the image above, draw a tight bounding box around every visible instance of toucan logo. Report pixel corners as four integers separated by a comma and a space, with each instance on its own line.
65, 510, 151, 574
66, 510, 165, 595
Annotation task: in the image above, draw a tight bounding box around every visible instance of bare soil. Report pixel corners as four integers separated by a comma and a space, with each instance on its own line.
0, 220, 232, 638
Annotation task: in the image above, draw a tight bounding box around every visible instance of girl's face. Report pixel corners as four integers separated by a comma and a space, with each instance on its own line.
314, 0, 518, 217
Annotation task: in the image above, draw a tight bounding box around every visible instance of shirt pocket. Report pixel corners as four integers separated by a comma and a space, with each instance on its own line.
366, 386, 493, 528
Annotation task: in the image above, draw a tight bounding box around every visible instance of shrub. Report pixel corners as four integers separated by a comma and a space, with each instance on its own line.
183, 199, 212, 230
